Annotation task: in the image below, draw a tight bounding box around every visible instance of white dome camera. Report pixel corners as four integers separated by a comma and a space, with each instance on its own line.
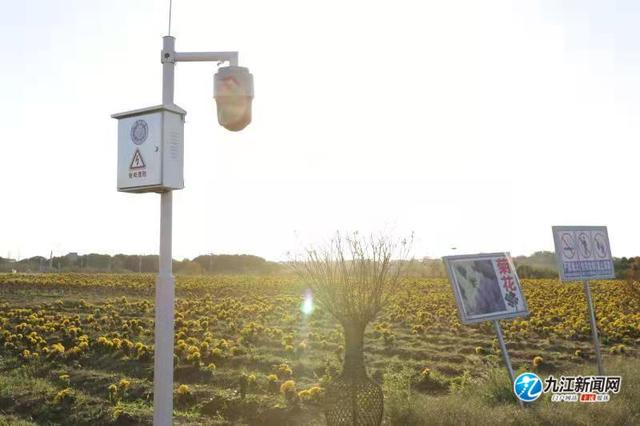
214, 66, 254, 132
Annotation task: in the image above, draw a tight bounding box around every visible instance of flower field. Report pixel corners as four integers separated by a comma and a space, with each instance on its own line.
0, 273, 637, 425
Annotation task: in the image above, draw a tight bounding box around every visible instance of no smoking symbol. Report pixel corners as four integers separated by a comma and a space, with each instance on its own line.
561, 233, 576, 260
593, 233, 607, 258
577, 233, 592, 258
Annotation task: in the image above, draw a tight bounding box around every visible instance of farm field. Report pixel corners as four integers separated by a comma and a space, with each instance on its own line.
0, 273, 638, 425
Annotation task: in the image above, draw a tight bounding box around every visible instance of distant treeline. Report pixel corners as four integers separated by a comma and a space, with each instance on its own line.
512, 251, 558, 278
0, 253, 281, 275
1, 251, 638, 278
513, 251, 640, 280
402, 251, 640, 280
404, 252, 562, 279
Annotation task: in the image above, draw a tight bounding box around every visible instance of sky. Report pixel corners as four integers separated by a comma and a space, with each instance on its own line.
1, 0, 640, 262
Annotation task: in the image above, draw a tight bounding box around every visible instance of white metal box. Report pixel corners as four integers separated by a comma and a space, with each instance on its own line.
112, 104, 186, 193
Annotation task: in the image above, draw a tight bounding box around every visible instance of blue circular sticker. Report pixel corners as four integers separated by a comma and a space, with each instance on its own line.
514, 372, 543, 402
130, 120, 149, 145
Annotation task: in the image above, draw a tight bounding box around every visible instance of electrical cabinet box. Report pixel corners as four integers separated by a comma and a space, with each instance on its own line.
112, 104, 186, 193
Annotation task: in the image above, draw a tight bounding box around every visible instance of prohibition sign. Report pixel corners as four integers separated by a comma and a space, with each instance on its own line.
577, 232, 592, 258
560, 233, 577, 260
593, 233, 608, 259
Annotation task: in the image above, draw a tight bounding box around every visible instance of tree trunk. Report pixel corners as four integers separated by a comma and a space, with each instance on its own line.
341, 322, 366, 378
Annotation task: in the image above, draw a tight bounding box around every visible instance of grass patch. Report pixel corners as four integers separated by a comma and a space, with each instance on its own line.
383, 357, 640, 425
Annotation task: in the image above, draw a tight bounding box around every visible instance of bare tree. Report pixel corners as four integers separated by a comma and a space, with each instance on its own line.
290, 231, 412, 425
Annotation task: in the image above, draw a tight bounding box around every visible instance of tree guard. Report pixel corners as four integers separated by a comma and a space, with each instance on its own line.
325, 375, 383, 425
324, 322, 383, 426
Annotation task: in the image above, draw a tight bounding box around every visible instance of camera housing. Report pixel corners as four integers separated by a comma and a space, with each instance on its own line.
214, 66, 254, 131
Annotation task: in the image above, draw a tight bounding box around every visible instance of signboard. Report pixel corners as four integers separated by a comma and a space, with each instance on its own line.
443, 253, 529, 324
552, 226, 614, 281
112, 104, 186, 193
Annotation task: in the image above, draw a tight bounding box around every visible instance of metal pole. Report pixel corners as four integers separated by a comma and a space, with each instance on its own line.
162, 36, 175, 105
494, 320, 524, 408
153, 35, 176, 426
174, 51, 238, 65
583, 280, 604, 375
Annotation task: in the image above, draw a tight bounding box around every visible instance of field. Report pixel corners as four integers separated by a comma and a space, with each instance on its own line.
0, 273, 638, 425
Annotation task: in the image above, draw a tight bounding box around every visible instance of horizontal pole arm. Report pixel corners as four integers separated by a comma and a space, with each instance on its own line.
174, 51, 238, 65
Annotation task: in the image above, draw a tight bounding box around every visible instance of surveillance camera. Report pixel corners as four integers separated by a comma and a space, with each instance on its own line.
214, 66, 254, 132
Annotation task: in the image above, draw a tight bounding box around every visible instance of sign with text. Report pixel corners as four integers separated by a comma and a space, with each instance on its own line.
443, 253, 529, 324
552, 226, 614, 281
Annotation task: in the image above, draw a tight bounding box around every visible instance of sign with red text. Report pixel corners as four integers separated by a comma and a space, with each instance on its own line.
443, 253, 529, 324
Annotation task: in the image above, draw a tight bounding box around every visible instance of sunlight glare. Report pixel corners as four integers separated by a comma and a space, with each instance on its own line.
301, 291, 314, 315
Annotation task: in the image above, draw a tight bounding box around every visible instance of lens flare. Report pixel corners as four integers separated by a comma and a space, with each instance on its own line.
301, 291, 314, 315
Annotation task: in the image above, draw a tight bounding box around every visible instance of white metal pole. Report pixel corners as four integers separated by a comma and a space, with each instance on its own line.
162, 36, 175, 105
174, 51, 238, 65
583, 280, 604, 375
494, 320, 524, 408
153, 35, 176, 426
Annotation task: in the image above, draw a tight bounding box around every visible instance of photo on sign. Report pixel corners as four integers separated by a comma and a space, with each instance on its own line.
452, 259, 505, 315
443, 253, 528, 324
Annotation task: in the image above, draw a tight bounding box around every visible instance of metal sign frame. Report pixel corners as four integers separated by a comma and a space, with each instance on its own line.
552, 225, 614, 282
551, 226, 609, 375
443, 252, 529, 325
443, 252, 527, 408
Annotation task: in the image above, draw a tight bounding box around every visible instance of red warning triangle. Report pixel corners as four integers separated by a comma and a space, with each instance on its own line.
130, 149, 146, 170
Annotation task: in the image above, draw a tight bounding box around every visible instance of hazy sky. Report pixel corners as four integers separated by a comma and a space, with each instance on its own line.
2, 1, 640, 261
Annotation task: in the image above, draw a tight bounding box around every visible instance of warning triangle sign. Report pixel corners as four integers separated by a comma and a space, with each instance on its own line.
130, 149, 146, 170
